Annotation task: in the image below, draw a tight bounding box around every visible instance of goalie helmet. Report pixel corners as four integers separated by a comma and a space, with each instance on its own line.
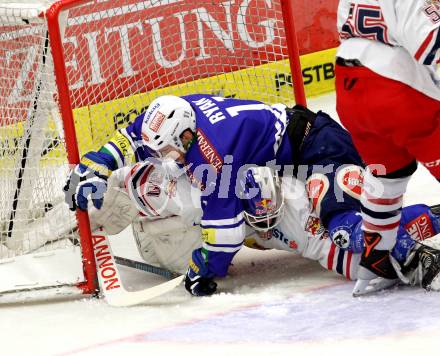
141, 95, 196, 155
123, 159, 202, 221
241, 166, 284, 231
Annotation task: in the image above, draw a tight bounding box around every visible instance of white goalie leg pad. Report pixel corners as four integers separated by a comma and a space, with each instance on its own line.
132, 218, 161, 268
132, 216, 202, 274
89, 172, 139, 235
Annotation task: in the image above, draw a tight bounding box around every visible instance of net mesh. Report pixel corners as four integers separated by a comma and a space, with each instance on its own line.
63, 0, 297, 155
0, 4, 77, 260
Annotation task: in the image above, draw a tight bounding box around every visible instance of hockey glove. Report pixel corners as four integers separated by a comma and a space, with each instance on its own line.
400, 238, 440, 291
184, 248, 217, 296
64, 151, 114, 211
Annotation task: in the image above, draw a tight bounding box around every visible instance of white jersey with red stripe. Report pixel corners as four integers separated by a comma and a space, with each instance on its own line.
121, 160, 359, 279
337, 0, 440, 100
244, 178, 360, 280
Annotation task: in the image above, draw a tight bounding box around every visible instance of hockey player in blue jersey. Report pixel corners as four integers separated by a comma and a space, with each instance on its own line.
63, 94, 388, 296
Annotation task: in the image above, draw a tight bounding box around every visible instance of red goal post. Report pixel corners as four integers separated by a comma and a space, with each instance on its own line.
0, 0, 305, 299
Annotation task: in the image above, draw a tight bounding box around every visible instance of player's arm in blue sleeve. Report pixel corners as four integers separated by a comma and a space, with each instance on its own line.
185, 194, 246, 296
95, 112, 147, 169
64, 113, 147, 210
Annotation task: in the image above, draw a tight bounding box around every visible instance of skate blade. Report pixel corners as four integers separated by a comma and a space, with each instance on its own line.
353, 277, 399, 297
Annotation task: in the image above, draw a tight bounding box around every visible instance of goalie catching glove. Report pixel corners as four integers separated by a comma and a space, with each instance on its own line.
185, 248, 217, 296
64, 151, 115, 211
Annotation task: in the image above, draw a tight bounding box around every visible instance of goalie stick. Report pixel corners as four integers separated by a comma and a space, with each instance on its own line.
114, 255, 181, 280
92, 227, 183, 307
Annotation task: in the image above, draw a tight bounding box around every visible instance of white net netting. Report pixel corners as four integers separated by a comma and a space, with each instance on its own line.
0, 5, 76, 260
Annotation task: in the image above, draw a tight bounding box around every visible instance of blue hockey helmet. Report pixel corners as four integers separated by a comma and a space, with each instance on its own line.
241, 166, 284, 231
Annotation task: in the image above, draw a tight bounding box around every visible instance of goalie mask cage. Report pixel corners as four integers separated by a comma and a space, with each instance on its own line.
0, 0, 305, 299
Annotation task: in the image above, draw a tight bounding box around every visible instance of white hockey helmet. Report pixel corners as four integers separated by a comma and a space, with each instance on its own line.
241, 166, 285, 232
141, 95, 196, 154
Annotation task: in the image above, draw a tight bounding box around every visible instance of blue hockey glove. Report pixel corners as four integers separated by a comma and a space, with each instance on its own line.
392, 204, 440, 262
63, 151, 114, 211
401, 204, 440, 238
184, 249, 217, 297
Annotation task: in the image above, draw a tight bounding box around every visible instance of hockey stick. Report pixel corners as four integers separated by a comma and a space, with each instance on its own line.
114, 255, 181, 279
92, 227, 184, 307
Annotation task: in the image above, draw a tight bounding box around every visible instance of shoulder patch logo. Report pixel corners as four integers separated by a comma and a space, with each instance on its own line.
336, 165, 364, 200
331, 229, 350, 249
305, 173, 329, 215
305, 215, 325, 237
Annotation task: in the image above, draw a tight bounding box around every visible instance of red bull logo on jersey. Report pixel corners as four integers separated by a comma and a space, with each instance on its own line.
186, 167, 206, 191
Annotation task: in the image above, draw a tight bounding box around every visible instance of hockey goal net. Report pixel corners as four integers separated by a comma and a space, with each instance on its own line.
0, 0, 305, 299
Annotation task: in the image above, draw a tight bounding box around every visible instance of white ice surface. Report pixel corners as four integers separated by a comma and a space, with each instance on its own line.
1, 92, 439, 356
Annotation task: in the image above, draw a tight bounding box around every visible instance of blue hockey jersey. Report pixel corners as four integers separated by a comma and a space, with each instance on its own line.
99, 94, 293, 277
180, 94, 293, 277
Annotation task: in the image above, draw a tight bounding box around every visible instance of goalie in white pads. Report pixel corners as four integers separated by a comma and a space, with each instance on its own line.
93, 160, 440, 295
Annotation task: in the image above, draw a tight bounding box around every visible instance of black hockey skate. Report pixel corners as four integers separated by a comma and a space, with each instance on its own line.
352, 232, 400, 297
